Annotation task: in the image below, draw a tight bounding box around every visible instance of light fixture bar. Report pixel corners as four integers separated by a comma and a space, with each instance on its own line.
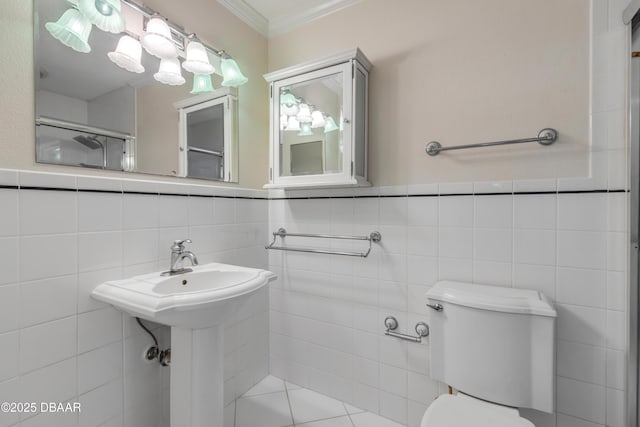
120, 0, 228, 59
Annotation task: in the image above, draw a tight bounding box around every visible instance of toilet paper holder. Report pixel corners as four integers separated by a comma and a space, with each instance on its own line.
384, 316, 429, 343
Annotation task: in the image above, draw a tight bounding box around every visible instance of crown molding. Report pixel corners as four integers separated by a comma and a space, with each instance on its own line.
218, 0, 363, 38
267, 0, 363, 37
217, 0, 269, 37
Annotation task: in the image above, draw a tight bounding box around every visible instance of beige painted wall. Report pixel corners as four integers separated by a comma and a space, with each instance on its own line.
0, 0, 269, 188
269, 0, 590, 186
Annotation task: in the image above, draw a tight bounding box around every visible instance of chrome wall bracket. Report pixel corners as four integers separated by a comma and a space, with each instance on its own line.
384, 316, 429, 343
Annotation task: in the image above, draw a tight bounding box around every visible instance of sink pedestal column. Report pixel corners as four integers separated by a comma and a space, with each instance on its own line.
171, 325, 224, 427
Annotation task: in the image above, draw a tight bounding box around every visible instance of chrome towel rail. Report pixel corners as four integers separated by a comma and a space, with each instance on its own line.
265, 228, 382, 258
425, 128, 558, 156
36, 116, 133, 141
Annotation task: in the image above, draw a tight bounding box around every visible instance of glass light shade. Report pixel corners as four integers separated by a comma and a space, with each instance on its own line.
280, 114, 288, 131
286, 116, 300, 132
78, 0, 125, 33
296, 104, 312, 123
298, 122, 313, 137
107, 35, 144, 73
220, 58, 248, 87
154, 57, 185, 85
324, 116, 339, 133
311, 111, 326, 128
191, 74, 214, 94
141, 16, 177, 59
280, 92, 297, 107
281, 104, 299, 116
45, 8, 92, 53
183, 40, 215, 74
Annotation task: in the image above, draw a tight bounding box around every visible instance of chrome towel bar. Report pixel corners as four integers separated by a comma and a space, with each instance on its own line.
425, 128, 558, 156
265, 228, 382, 257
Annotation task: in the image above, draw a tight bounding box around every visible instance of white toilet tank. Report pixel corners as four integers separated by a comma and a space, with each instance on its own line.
426, 281, 557, 413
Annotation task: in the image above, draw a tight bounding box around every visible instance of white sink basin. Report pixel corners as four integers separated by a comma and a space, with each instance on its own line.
92, 263, 275, 329
92, 262, 276, 427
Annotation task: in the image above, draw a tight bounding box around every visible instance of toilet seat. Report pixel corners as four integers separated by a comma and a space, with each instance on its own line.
421, 393, 535, 427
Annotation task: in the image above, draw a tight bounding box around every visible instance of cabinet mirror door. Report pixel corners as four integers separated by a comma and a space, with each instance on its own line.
178, 93, 237, 182
274, 63, 350, 183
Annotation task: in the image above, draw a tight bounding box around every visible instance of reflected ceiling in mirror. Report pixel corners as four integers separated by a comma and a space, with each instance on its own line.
34, 0, 244, 182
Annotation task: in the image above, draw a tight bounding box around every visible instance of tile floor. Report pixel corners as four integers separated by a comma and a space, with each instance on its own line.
229, 375, 406, 427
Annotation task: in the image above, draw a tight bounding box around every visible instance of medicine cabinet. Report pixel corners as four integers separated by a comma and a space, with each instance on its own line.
264, 48, 371, 189
175, 88, 238, 182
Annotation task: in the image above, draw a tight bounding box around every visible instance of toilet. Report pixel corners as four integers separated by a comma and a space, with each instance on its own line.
422, 281, 557, 426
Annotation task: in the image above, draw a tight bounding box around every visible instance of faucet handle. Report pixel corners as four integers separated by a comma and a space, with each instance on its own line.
171, 239, 192, 251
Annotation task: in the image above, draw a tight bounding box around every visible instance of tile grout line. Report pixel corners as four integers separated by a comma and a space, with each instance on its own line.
284, 380, 296, 427
343, 402, 356, 426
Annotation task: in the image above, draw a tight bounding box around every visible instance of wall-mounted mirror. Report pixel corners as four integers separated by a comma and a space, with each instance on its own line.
34, 0, 240, 182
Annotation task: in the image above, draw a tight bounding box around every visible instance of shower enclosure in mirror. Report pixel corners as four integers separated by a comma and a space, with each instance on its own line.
34, 0, 241, 182
264, 49, 371, 189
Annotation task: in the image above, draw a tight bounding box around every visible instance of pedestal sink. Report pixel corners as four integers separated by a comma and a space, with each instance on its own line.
91, 263, 276, 427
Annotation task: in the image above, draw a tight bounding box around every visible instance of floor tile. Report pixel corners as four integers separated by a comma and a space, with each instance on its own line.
285, 380, 303, 390
288, 388, 349, 424
235, 391, 293, 427
244, 375, 286, 397
344, 403, 366, 415
351, 411, 406, 427
297, 415, 354, 426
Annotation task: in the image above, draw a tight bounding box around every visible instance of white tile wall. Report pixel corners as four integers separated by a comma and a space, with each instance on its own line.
0, 174, 269, 427
268, 190, 628, 427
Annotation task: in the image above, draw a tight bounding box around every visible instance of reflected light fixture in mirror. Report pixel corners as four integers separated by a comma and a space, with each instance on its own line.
78, 0, 125, 33
296, 103, 312, 123
108, 35, 145, 73
45, 8, 93, 53
154, 57, 185, 85
298, 122, 313, 136
183, 38, 215, 74
141, 15, 177, 59
220, 58, 248, 87
311, 110, 325, 128
191, 74, 215, 94
286, 116, 301, 131
324, 116, 339, 133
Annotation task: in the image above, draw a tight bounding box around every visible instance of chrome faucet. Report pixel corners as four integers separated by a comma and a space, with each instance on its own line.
161, 239, 199, 276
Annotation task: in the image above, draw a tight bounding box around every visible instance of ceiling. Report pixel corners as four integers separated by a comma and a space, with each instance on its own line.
217, 0, 363, 37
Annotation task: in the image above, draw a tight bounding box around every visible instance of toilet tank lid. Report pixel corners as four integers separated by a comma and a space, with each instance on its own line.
426, 281, 557, 317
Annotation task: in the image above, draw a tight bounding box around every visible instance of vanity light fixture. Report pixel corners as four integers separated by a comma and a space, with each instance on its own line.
108, 35, 145, 73
296, 103, 312, 123
220, 58, 248, 87
141, 15, 178, 59
310, 110, 326, 128
183, 37, 215, 74
297, 122, 314, 136
78, 0, 126, 33
154, 57, 185, 85
324, 116, 339, 133
45, 8, 93, 53
45, 0, 250, 87
190, 74, 214, 94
